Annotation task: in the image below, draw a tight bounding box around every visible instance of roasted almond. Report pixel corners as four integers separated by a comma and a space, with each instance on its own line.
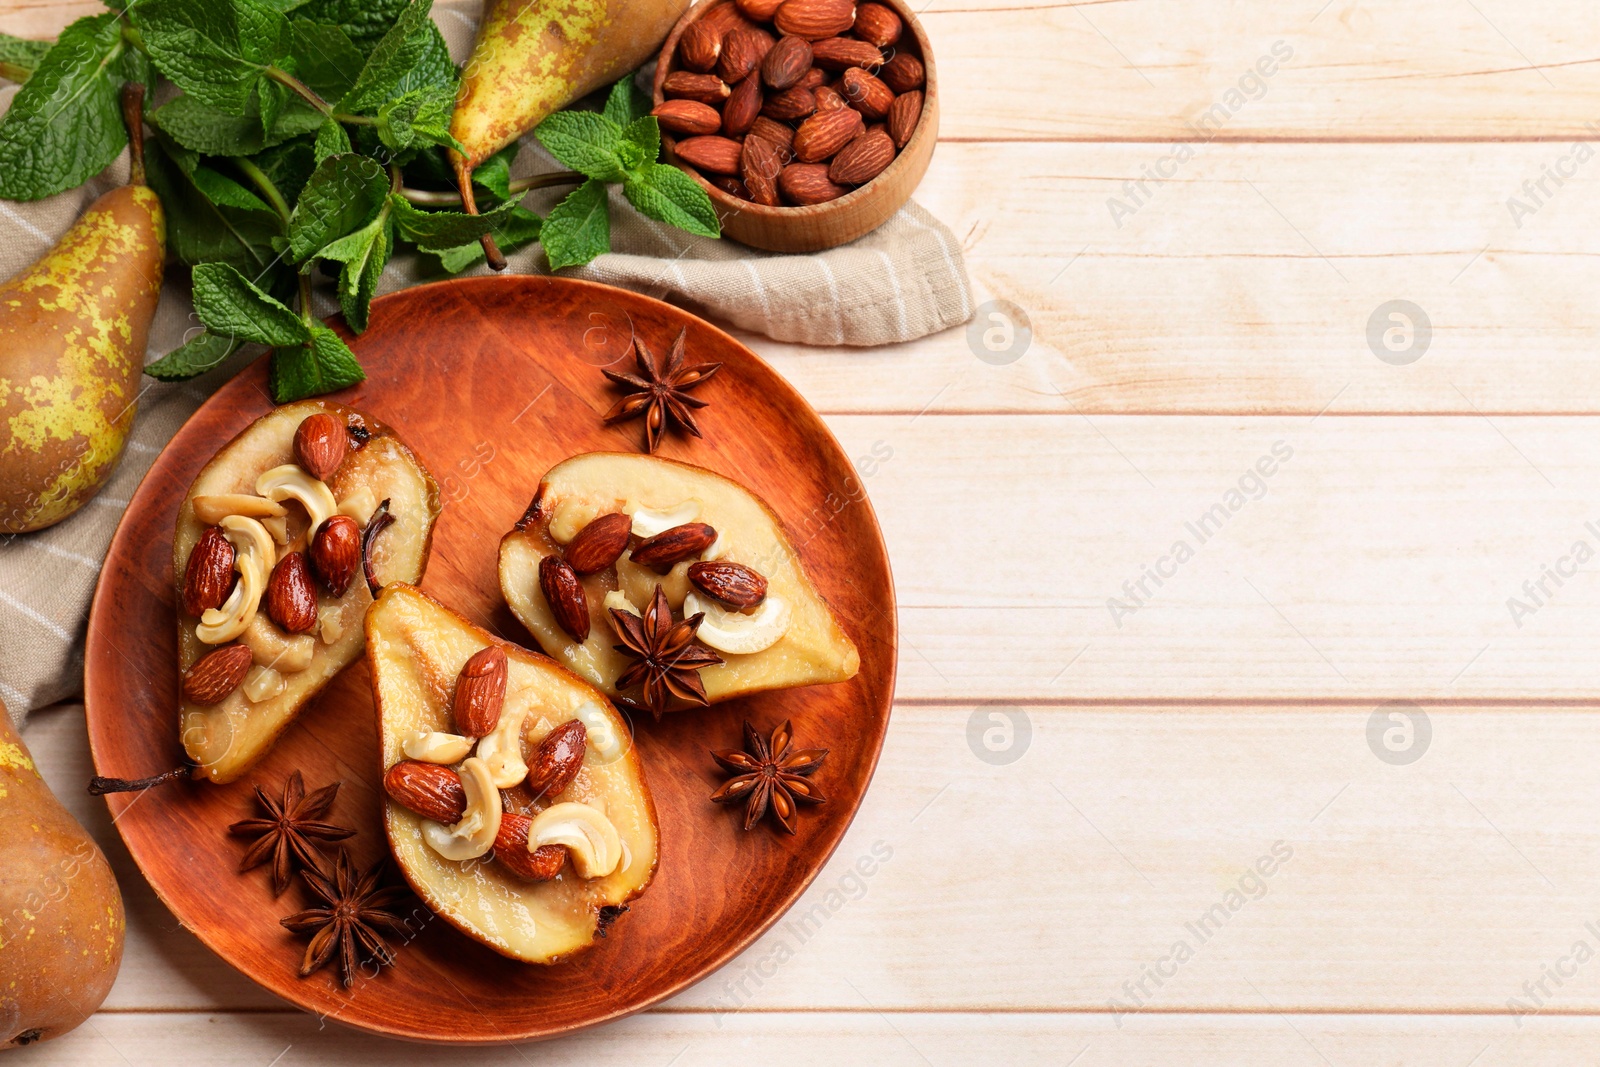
663, 71, 732, 105
523, 719, 588, 798
761, 85, 816, 121
540, 555, 591, 642
452, 644, 508, 737
814, 84, 847, 111
265, 552, 317, 634
653, 98, 723, 136
718, 27, 774, 83
384, 759, 467, 823
675, 135, 744, 175
811, 36, 884, 71
493, 813, 567, 881
309, 514, 361, 597
736, 0, 785, 17
688, 560, 769, 609
630, 522, 718, 569
292, 412, 348, 483
761, 35, 813, 89
722, 74, 764, 136
702, 0, 762, 36
829, 128, 896, 184
182, 524, 235, 617
677, 19, 723, 72
711, 175, 755, 200
852, 2, 902, 47
793, 105, 863, 162
780, 162, 850, 204
742, 134, 784, 205
566, 512, 633, 574
182, 643, 252, 705
841, 66, 893, 119
887, 88, 921, 147
800, 66, 828, 89
774, 0, 856, 39
878, 51, 924, 93
748, 115, 797, 154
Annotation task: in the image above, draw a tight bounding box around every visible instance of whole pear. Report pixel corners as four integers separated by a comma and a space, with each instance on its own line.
450, 0, 688, 267
0, 83, 163, 533
0, 702, 126, 1049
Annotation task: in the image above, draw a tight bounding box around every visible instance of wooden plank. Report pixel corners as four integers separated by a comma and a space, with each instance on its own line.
28, 1010, 1600, 1065
32, 702, 1600, 1015
8, 1, 1600, 141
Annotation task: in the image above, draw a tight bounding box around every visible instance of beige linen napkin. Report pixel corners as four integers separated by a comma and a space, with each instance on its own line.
0, 4, 972, 726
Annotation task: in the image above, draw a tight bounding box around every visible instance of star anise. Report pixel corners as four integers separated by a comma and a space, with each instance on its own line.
229, 770, 356, 896
280, 849, 412, 987
609, 585, 724, 719
711, 720, 828, 834
602, 328, 721, 453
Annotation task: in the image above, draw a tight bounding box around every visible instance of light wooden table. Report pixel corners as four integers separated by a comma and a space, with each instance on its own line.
11, 0, 1600, 1062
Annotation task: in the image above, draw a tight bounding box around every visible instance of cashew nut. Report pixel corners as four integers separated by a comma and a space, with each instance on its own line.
191, 493, 286, 524
683, 590, 790, 655
421, 756, 501, 861
628, 500, 701, 538
196, 552, 263, 645
527, 802, 621, 879
475, 696, 532, 788
401, 730, 473, 764
256, 465, 338, 532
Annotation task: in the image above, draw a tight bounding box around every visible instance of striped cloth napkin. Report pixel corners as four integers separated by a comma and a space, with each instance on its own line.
0, 2, 973, 726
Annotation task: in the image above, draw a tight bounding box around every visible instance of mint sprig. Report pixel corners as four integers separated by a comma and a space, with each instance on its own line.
0, 4, 722, 402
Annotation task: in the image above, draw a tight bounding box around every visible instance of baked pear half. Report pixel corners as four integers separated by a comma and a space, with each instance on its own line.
173, 401, 440, 784
498, 452, 859, 718
369, 584, 658, 963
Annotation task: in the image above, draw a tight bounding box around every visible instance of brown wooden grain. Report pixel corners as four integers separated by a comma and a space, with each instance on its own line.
82, 276, 896, 1044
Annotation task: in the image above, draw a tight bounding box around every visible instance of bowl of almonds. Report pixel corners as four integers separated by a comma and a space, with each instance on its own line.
651, 0, 938, 253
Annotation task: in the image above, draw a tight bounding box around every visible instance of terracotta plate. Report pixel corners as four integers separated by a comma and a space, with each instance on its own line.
83, 276, 896, 1043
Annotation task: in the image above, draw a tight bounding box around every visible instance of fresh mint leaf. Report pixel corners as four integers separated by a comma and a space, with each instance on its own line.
389, 194, 520, 250
257, 77, 288, 136
193, 262, 311, 347
623, 162, 720, 239
603, 75, 650, 128
145, 140, 282, 268
144, 330, 243, 381
390, 19, 453, 96
618, 115, 659, 172
189, 165, 273, 215
152, 92, 323, 155
535, 110, 625, 182
0, 33, 52, 84
114, 41, 153, 88
0, 14, 126, 201
434, 206, 542, 273
287, 152, 388, 262
250, 138, 316, 203
317, 207, 392, 331
134, 0, 291, 115
313, 118, 351, 162
376, 83, 462, 153
270, 321, 365, 402
540, 177, 610, 270
471, 145, 517, 201
337, 0, 438, 114
288, 20, 364, 99
292, 0, 409, 47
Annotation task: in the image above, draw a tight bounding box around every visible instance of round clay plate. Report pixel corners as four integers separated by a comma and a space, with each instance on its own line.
83, 276, 896, 1043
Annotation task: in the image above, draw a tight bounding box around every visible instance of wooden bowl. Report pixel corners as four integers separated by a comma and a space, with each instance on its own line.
653, 0, 939, 253
83, 276, 897, 1043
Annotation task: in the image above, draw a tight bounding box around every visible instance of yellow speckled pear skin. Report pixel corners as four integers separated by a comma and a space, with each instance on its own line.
0, 85, 164, 535
0, 703, 126, 1050
450, 0, 691, 169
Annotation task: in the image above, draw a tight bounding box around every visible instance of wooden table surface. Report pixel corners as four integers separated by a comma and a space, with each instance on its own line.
10, 0, 1600, 1062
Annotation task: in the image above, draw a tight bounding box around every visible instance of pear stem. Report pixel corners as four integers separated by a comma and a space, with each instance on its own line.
399, 171, 584, 206
120, 82, 147, 187
88, 764, 190, 795
454, 156, 507, 272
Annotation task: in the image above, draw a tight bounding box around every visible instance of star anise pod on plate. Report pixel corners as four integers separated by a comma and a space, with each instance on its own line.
229, 770, 356, 896
712, 720, 828, 834
609, 585, 724, 719
602, 328, 721, 453
280, 849, 412, 987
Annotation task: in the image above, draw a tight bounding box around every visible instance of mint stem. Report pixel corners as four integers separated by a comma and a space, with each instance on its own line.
398, 171, 584, 207
235, 158, 292, 225
266, 65, 332, 116
298, 273, 315, 328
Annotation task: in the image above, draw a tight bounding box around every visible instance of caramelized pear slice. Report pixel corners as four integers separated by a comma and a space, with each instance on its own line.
499, 453, 859, 711
368, 584, 658, 963
174, 401, 440, 784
